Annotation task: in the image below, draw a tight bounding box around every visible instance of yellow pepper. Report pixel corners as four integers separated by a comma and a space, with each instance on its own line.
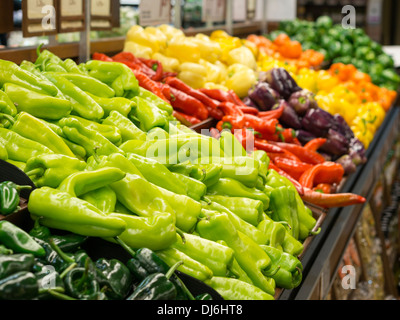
144, 26, 168, 53
315, 70, 339, 92
226, 46, 257, 70
178, 62, 208, 89
224, 63, 257, 98
165, 37, 201, 63
199, 59, 223, 84
126, 25, 160, 54
192, 34, 222, 63
242, 40, 259, 59
152, 52, 180, 73
123, 41, 153, 59
203, 82, 229, 91
157, 24, 185, 41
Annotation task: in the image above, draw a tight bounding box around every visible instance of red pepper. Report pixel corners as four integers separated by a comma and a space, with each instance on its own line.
92, 52, 114, 62
168, 87, 209, 121
268, 163, 305, 196
199, 88, 234, 103
210, 127, 221, 140
301, 188, 366, 208
304, 138, 327, 152
138, 57, 164, 81
253, 139, 284, 154
270, 142, 326, 165
112, 52, 156, 77
243, 114, 279, 136
228, 89, 248, 107
273, 157, 314, 181
217, 101, 244, 117
173, 110, 201, 126
258, 104, 284, 120
237, 106, 259, 115
133, 70, 169, 102
299, 162, 345, 189
233, 128, 254, 153
313, 184, 332, 194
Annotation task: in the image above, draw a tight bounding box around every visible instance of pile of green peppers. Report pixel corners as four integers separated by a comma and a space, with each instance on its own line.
0, 48, 321, 300
0, 219, 208, 300
274, 16, 400, 90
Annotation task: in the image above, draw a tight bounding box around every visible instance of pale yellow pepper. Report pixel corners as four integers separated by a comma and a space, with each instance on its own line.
123, 41, 153, 59
165, 37, 201, 63
157, 24, 185, 41
126, 25, 160, 54
224, 64, 257, 98
192, 34, 222, 63
178, 62, 208, 89
152, 52, 180, 73
144, 26, 168, 53
226, 46, 257, 70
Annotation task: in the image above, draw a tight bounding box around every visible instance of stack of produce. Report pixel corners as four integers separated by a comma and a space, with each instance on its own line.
0, 48, 332, 300
274, 16, 400, 91
123, 25, 258, 98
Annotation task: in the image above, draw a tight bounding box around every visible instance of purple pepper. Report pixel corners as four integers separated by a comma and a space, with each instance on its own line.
319, 129, 349, 156
336, 155, 357, 175
279, 100, 302, 129
242, 96, 258, 108
248, 82, 280, 111
296, 129, 317, 145
263, 68, 302, 100
288, 89, 318, 116
301, 108, 334, 137
332, 114, 355, 140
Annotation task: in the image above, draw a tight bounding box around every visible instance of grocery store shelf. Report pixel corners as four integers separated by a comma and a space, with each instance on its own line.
278, 106, 400, 300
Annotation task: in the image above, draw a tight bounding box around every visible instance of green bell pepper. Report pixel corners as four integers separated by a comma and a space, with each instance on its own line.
0, 181, 32, 216
0, 271, 39, 300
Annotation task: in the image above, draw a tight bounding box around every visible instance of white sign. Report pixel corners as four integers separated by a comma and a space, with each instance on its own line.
202, 0, 226, 23
27, 0, 54, 19
233, 0, 246, 21
60, 0, 83, 17
139, 0, 171, 26
255, 0, 297, 22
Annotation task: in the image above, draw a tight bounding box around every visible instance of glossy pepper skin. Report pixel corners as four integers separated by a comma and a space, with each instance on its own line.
24, 154, 87, 188
86, 92, 133, 118
0, 181, 31, 216
257, 215, 287, 249
131, 96, 168, 132
0, 253, 35, 279
0, 271, 39, 300
81, 186, 117, 214
0, 220, 46, 257
0, 89, 17, 116
138, 87, 174, 115
28, 187, 127, 238
171, 172, 207, 201
0, 127, 54, 163
11, 112, 75, 158
102, 110, 146, 143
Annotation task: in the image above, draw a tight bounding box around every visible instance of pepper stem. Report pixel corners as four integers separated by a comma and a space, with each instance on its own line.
48, 289, 77, 300
309, 227, 321, 236
60, 262, 78, 279
25, 168, 44, 178
264, 265, 281, 277
175, 276, 196, 300
165, 261, 184, 280
176, 228, 186, 244
48, 238, 75, 264
0, 113, 15, 126
113, 236, 136, 258
36, 43, 44, 57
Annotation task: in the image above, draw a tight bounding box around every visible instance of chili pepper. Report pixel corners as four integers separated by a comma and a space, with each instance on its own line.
299, 162, 345, 189
219, 130, 248, 158
0, 181, 31, 216
172, 110, 201, 126
205, 195, 263, 227
171, 172, 206, 202
5, 160, 25, 171
106, 212, 176, 251
168, 161, 207, 181
304, 138, 327, 152
273, 157, 314, 181
3, 83, 72, 121
131, 96, 168, 132
270, 142, 326, 165
258, 104, 285, 120
81, 186, 117, 214
60, 137, 87, 161
0, 271, 39, 300
269, 186, 299, 239
133, 70, 168, 102
43, 72, 104, 121
35, 45, 66, 72
57, 72, 116, 98
0, 59, 59, 96
127, 261, 182, 300
267, 163, 304, 196
58, 167, 126, 198
28, 187, 127, 238
125, 247, 191, 300
0, 220, 45, 257
199, 88, 236, 103
102, 110, 146, 143
167, 86, 209, 121
138, 57, 164, 81
11, 112, 75, 158
92, 52, 114, 62
61, 58, 84, 74
35, 265, 65, 300
301, 187, 366, 208
244, 114, 280, 136
205, 277, 274, 300
86, 93, 133, 118
59, 117, 123, 157
261, 245, 303, 289
225, 252, 254, 285
95, 258, 133, 300
254, 139, 285, 154
314, 183, 332, 194
0, 89, 17, 116
0, 245, 13, 255
0, 253, 35, 280
257, 215, 288, 249
156, 247, 213, 282
196, 212, 275, 295
138, 87, 173, 115
84, 59, 139, 99
172, 232, 234, 277
207, 178, 270, 211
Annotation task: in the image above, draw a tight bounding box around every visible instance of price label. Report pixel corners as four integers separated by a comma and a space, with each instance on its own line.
26, 0, 54, 19
91, 0, 111, 17
139, 0, 171, 26
60, 0, 83, 17
23, 0, 58, 37
202, 0, 226, 23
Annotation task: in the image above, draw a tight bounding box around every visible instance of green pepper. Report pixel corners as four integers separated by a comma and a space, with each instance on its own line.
195, 293, 213, 300
168, 161, 207, 181
56, 72, 116, 98
87, 93, 133, 118
0, 271, 39, 300
376, 54, 394, 69
62, 115, 122, 146
251, 150, 269, 183
204, 195, 263, 227
0, 244, 13, 255
24, 154, 86, 188
59, 117, 123, 157
219, 130, 247, 158
281, 231, 304, 257
81, 186, 117, 214
131, 96, 168, 132
102, 110, 146, 142
315, 16, 333, 30
6, 159, 25, 171
269, 186, 299, 240
127, 261, 183, 300
156, 247, 213, 282
0, 220, 45, 257
172, 233, 234, 277
28, 187, 127, 238
11, 112, 75, 158
0, 141, 7, 161
207, 178, 270, 211
261, 245, 303, 289
105, 212, 176, 251
84, 60, 139, 98
381, 69, 400, 85
95, 258, 133, 300
171, 172, 207, 201
35, 265, 65, 300
61, 137, 87, 160
0, 59, 59, 96
126, 152, 187, 196
138, 87, 173, 115
0, 181, 32, 216
61, 58, 85, 74
43, 72, 104, 121
205, 277, 274, 300
0, 89, 17, 116
0, 253, 35, 280
257, 215, 287, 249
35, 46, 67, 73
196, 211, 275, 295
